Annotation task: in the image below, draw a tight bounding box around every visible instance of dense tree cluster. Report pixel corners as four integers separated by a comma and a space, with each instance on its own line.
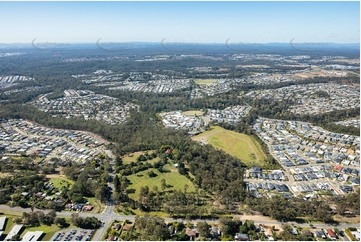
133, 216, 171, 241
71, 213, 102, 229
15, 210, 57, 227
335, 188, 360, 215
246, 195, 335, 223
64, 158, 112, 203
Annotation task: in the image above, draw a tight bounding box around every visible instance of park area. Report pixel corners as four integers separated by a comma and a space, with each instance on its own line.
126, 164, 195, 200
192, 126, 266, 167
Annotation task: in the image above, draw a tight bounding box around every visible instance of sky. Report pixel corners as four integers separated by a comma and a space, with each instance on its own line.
0, 1, 359, 44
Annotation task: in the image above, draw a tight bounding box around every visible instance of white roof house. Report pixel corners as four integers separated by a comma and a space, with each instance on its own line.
22, 231, 44, 241
4, 224, 23, 241
0, 216, 7, 231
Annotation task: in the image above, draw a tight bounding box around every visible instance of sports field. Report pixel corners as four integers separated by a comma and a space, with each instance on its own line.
192, 126, 266, 167
194, 79, 219, 85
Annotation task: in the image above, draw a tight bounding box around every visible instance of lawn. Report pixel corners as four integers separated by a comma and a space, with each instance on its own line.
126, 164, 195, 199
46, 174, 74, 189
21, 224, 60, 241
194, 79, 219, 85
192, 126, 266, 167
122, 150, 159, 165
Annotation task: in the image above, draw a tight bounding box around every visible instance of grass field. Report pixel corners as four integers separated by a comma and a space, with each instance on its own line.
122, 151, 160, 164
46, 174, 74, 189
194, 79, 219, 85
192, 126, 266, 167
126, 164, 195, 199
182, 110, 204, 116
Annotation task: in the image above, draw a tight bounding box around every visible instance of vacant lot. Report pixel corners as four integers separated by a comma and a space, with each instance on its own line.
192, 126, 266, 167
126, 164, 195, 199
194, 79, 219, 85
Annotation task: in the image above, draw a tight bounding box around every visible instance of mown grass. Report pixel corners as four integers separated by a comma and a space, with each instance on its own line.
126, 164, 195, 199
192, 126, 266, 167
122, 150, 159, 164
47, 175, 74, 189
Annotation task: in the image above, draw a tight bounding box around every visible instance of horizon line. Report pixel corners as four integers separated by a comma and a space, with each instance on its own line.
0, 41, 360, 45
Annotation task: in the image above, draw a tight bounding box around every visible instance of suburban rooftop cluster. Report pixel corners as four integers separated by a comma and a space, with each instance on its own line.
159, 111, 206, 135
0, 119, 110, 163
73, 70, 192, 94
0, 75, 34, 89
109, 79, 191, 93
207, 105, 252, 123
251, 118, 359, 196
31, 89, 139, 125
245, 83, 359, 115
335, 118, 360, 129
190, 79, 234, 99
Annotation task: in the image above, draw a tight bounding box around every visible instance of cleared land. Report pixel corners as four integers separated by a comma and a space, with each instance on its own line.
182, 110, 204, 116
192, 126, 266, 167
46, 174, 74, 189
194, 79, 219, 85
126, 164, 195, 199
122, 151, 160, 164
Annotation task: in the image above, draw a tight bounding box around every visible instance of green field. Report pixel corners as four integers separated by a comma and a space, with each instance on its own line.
122, 151, 160, 164
47, 175, 74, 189
182, 110, 204, 116
126, 164, 195, 199
194, 79, 219, 85
192, 126, 266, 167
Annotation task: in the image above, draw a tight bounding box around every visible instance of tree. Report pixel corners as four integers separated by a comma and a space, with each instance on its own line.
134, 216, 170, 240
54, 217, 69, 228
161, 179, 166, 193
43, 210, 57, 225
95, 185, 110, 203
197, 221, 211, 238
115, 157, 123, 167
114, 175, 121, 192
184, 184, 189, 193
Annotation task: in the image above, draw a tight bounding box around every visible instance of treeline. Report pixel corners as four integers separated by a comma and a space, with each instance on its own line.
245, 191, 360, 223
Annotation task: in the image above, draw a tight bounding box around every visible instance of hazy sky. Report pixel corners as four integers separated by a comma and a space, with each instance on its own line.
0, 1, 359, 43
